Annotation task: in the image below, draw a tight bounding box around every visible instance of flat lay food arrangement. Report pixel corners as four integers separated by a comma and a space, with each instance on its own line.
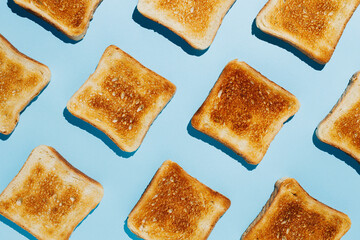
0, 0, 360, 239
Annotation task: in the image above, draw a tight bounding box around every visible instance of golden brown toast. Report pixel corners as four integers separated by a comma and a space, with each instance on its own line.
0, 34, 50, 135
127, 160, 231, 240
316, 71, 360, 163
0, 145, 104, 240
13, 0, 103, 40
191, 60, 300, 165
67, 45, 176, 152
241, 177, 351, 240
256, 0, 360, 64
137, 0, 236, 50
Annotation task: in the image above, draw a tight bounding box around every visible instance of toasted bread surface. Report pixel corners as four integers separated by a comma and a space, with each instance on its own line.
241, 177, 351, 240
0, 145, 104, 240
0, 34, 50, 135
13, 0, 102, 40
137, 0, 235, 50
191, 60, 299, 164
256, 0, 360, 64
316, 72, 360, 163
128, 160, 231, 240
67, 45, 176, 152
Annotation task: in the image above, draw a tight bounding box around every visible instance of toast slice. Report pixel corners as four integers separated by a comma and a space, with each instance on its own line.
241, 177, 351, 240
0, 145, 104, 240
67, 45, 176, 152
0, 34, 50, 135
13, 0, 103, 40
137, 0, 235, 50
127, 160, 231, 240
191, 60, 300, 165
316, 71, 360, 163
256, 0, 360, 64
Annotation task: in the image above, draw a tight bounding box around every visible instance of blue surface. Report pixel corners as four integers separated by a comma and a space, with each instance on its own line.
0, 0, 360, 239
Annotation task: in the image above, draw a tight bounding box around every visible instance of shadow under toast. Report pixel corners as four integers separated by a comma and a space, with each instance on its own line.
132, 7, 208, 57
0, 214, 37, 240
124, 218, 143, 240
312, 130, 360, 174
251, 19, 325, 71
187, 121, 257, 171
7, 0, 79, 44
63, 108, 136, 159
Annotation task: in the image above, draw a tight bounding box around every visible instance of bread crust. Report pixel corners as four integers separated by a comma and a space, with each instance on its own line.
191, 60, 300, 164
0, 145, 104, 240
0, 34, 51, 135
137, 0, 236, 50
256, 0, 360, 64
241, 177, 351, 240
67, 45, 176, 152
13, 0, 103, 40
127, 160, 230, 240
316, 71, 360, 163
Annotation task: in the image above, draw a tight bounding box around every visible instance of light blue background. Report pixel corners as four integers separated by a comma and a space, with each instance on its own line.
0, 0, 360, 239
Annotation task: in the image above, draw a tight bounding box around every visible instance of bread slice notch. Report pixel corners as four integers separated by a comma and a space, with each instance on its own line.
67, 45, 176, 152
316, 71, 360, 163
128, 160, 231, 240
0, 34, 51, 135
241, 177, 351, 240
0, 145, 104, 240
256, 0, 360, 64
137, 0, 236, 50
13, 0, 102, 40
191, 60, 300, 165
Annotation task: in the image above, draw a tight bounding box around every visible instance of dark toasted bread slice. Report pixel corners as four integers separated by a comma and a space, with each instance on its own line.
316, 71, 360, 163
256, 0, 360, 64
67, 45, 176, 152
127, 160, 231, 240
0, 145, 104, 240
13, 0, 102, 40
241, 177, 351, 240
0, 34, 50, 135
191, 60, 300, 165
137, 0, 236, 50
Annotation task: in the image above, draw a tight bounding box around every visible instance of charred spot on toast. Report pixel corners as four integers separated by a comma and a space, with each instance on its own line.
267, 0, 339, 44
0, 163, 80, 229
332, 102, 360, 148
209, 62, 293, 145
29, 0, 87, 28
75, 58, 174, 138
130, 161, 222, 239
156, 0, 221, 36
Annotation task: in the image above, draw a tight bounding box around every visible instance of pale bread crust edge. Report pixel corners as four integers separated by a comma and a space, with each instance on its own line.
13, 0, 103, 40
0, 34, 51, 135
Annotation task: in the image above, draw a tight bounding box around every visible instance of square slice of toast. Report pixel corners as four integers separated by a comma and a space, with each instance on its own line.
67, 45, 176, 152
127, 160, 231, 240
241, 177, 351, 240
0, 34, 50, 135
191, 60, 300, 165
137, 0, 236, 50
256, 0, 360, 64
316, 71, 360, 163
0, 145, 104, 240
13, 0, 103, 40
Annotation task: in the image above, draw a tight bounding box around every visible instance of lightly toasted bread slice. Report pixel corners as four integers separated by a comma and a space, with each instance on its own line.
137, 0, 236, 50
13, 0, 103, 40
241, 177, 351, 240
0, 34, 50, 135
128, 160, 231, 240
316, 71, 360, 163
191, 60, 300, 165
256, 0, 360, 64
67, 45, 176, 152
0, 145, 104, 240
